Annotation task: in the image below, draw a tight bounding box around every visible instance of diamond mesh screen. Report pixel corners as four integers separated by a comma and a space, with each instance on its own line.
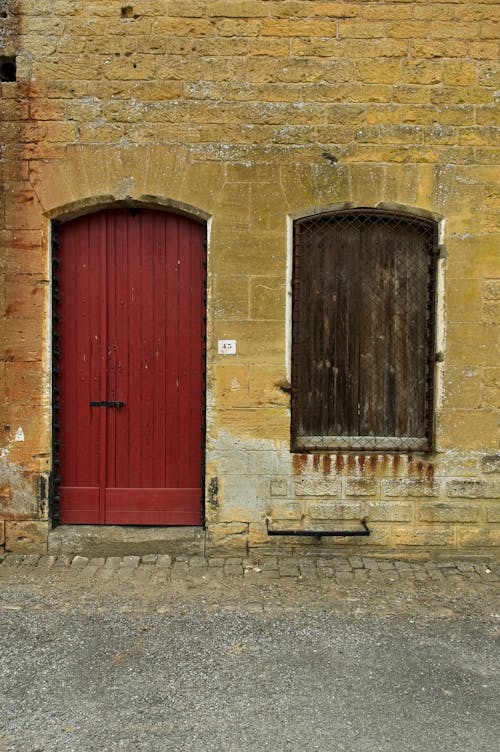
292, 209, 437, 452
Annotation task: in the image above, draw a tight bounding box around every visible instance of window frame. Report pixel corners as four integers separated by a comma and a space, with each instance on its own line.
290, 208, 439, 454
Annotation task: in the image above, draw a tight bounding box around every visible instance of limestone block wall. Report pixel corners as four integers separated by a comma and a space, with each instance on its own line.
0, 0, 498, 555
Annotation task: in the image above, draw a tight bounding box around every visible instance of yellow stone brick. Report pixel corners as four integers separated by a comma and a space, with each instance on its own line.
346, 84, 393, 103
393, 86, 431, 105
213, 183, 251, 227
214, 231, 285, 276
447, 323, 499, 367
439, 106, 475, 126
4, 363, 45, 406
167, 0, 206, 16
339, 21, 386, 39
401, 61, 442, 86
86, 35, 137, 55
362, 3, 413, 20
481, 381, 500, 410
438, 410, 499, 451
300, 2, 359, 19
456, 526, 500, 547
442, 62, 478, 87
356, 60, 401, 85
410, 40, 469, 58
480, 22, 500, 39
196, 37, 250, 56
447, 279, 483, 322
391, 525, 456, 547
291, 38, 344, 58
215, 407, 289, 441
431, 86, 493, 106
153, 17, 214, 35
444, 365, 482, 410
213, 321, 284, 363
245, 57, 279, 84
208, 0, 269, 17
459, 127, 500, 147
201, 58, 247, 84
214, 18, 262, 36
57, 35, 87, 54
475, 148, 500, 165
249, 277, 285, 321
213, 275, 249, 320
4, 183, 43, 231
248, 37, 291, 57
413, 4, 457, 21
469, 42, 499, 60
260, 19, 337, 37
32, 55, 104, 81
477, 106, 500, 126
248, 365, 289, 407
212, 364, 250, 408
5, 520, 49, 555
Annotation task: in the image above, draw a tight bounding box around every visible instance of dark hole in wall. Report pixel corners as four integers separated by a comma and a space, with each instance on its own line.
0, 56, 17, 82
121, 5, 138, 18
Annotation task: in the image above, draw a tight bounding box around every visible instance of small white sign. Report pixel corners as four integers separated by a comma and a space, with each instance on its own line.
218, 339, 237, 355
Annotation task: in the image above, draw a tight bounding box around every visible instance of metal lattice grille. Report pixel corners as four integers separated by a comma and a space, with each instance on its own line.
292, 209, 438, 453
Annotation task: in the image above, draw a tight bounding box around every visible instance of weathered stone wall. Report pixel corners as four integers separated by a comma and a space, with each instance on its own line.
0, 0, 498, 555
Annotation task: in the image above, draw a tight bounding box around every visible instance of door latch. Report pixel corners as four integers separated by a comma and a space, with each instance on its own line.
89, 401, 125, 408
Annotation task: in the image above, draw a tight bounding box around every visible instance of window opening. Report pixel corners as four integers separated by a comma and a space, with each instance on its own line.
291, 209, 438, 453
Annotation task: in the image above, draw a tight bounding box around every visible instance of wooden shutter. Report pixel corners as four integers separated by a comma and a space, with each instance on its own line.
292, 210, 437, 452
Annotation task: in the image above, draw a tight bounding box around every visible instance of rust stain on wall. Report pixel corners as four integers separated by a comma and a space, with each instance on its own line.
292, 454, 308, 475
322, 454, 331, 476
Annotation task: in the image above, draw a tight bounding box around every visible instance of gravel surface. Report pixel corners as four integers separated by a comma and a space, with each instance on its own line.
0, 555, 499, 751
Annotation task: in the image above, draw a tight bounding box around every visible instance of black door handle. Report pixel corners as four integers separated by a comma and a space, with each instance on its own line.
89, 401, 125, 408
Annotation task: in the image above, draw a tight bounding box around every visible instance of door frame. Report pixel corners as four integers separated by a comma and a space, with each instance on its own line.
49, 200, 209, 528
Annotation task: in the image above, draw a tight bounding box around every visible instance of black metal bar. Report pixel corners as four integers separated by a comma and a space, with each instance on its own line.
51, 221, 61, 528
266, 517, 370, 541
89, 401, 125, 408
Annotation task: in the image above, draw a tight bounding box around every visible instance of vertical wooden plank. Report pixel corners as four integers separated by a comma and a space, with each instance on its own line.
59, 221, 78, 487
126, 210, 142, 489
177, 215, 194, 488
97, 213, 108, 523
394, 222, 410, 438
359, 219, 387, 437
152, 211, 167, 488
105, 211, 116, 490
114, 210, 131, 489
187, 219, 205, 488
139, 210, 155, 487
86, 216, 102, 490
59, 214, 103, 522
164, 214, 180, 488
331, 218, 361, 437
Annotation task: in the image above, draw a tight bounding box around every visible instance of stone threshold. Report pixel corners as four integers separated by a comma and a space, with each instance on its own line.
48, 525, 205, 558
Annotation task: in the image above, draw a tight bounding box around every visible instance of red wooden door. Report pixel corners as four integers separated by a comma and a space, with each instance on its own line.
56, 208, 205, 525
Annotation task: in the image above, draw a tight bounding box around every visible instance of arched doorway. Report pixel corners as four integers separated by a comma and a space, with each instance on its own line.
52, 208, 206, 525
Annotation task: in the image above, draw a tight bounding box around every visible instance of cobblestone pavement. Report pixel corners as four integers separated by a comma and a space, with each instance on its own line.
1, 551, 499, 617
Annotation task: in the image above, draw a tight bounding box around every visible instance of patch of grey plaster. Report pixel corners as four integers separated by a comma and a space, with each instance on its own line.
0, 462, 40, 517
206, 429, 292, 522
114, 176, 134, 199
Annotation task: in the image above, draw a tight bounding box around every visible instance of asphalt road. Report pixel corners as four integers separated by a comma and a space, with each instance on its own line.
1, 566, 499, 752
